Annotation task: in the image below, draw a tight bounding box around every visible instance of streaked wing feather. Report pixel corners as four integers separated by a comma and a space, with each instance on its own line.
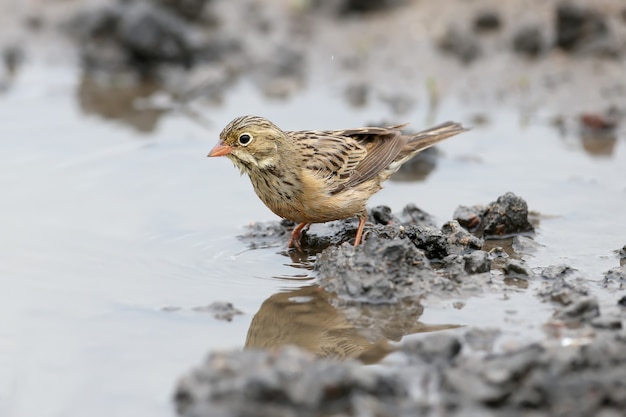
289, 127, 408, 195
333, 130, 407, 193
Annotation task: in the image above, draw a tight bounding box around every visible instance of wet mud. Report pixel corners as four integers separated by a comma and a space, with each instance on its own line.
189, 192, 626, 416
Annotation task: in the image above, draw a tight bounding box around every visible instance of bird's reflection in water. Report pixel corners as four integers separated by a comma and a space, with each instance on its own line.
245, 286, 460, 364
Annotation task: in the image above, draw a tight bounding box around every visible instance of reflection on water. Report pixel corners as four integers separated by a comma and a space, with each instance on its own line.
77, 75, 167, 132
580, 130, 618, 157
244, 286, 460, 364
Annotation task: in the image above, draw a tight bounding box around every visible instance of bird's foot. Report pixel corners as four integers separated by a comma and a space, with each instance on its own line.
288, 222, 310, 251
354, 216, 367, 246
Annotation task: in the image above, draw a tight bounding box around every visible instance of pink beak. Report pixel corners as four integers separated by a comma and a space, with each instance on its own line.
207, 141, 232, 157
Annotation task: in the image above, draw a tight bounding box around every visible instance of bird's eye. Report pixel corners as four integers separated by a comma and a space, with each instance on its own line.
238, 133, 253, 146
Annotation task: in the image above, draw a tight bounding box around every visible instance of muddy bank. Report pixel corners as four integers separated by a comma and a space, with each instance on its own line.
175, 330, 626, 417
177, 192, 626, 416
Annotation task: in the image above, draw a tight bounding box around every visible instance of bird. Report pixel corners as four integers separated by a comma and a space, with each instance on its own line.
208, 115, 467, 250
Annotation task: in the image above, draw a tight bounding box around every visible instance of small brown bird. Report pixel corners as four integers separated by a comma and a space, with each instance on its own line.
208, 115, 467, 250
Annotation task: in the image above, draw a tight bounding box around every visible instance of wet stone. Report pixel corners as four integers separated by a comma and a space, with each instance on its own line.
404, 225, 449, 259
503, 258, 533, 277
441, 220, 483, 250
513, 25, 545, 57
463, 250, 491, 274
311, 0, 408, 15
369, 205, 396, 225
473, 10, 502, 33
399, 204, 438, 228
591, 316, 623, 330
453, 204, 483, 231
553, 296, 600, 322
116, 2, 197, 67
604, 266, 626, 284
555, 2, 620, 57
541, 264, 576, 280
239, 220, 292, 249
539, 277, 588, 305
482, 192, 534, 238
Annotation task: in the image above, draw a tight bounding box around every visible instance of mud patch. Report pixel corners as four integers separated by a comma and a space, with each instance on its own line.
174, 328, 626, 417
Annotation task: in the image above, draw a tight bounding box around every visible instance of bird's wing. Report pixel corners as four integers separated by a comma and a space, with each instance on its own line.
289, 126, 408, 194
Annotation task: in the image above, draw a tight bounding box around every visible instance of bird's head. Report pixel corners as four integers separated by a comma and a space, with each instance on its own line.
208, 115, 286, 173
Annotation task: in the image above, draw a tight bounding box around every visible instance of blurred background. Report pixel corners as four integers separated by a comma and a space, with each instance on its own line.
1, 0, 625, 416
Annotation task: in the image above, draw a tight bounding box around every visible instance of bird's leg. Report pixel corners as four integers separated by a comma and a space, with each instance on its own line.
288, 222, 310, 251
354, 215, 367, 246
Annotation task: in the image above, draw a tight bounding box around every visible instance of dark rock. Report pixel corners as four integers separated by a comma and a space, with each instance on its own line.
554, 296, 600, 322
539, 277, 588, 305
541, 264, 576, 280
66, 1, 236, 75
591, 316, 623, 330
3, 45, 23, 74
399, 204, 438, 228
444, 344, 545, 404
441, 220, 483, 250
463, 251, 491, 274
239, 219, 292, 249
404, 225, 449, 259
503, 258, 532, 276
315, 238, 452, 303
513, 25, 545, 57
311, 0, 407, 15
369, 205, 395, 225
482, 192, 534, 238
117, 2, 196, 68
604, 266, 626, 284
453, 204, 483, 231
473, 11, 502, 33
192, 301, 243, 321
619, 295, 626, 307
438, 27, 482, 64
340, 0, 406, 14
555, 2, 620, 57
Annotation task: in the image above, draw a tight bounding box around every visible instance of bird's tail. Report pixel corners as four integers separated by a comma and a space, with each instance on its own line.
405, 121, 468, 153
384, 122, 468, 176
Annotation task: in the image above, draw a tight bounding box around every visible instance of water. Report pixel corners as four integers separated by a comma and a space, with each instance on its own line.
1, 61, 625, 417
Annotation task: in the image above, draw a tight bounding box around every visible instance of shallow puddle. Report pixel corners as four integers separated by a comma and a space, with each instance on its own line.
1, 59, 625, 416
